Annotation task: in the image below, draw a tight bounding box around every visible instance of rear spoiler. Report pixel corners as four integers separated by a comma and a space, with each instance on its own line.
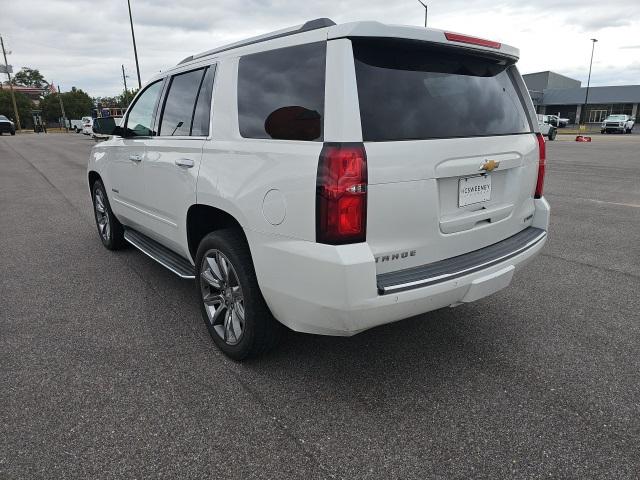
328, 22, 519, 61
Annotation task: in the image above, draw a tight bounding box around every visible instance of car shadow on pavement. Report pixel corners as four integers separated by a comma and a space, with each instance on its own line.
234, 301, 521, 405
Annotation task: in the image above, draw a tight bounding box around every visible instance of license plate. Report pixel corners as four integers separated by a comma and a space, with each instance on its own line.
458, 175, 491, 207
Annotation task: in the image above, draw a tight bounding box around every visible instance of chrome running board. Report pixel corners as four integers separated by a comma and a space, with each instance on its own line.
124, 229, 195, 279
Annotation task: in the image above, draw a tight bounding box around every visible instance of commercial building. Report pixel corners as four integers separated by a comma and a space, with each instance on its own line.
523, 71, 639, 125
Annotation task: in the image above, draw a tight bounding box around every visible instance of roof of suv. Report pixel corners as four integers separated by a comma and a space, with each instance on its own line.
177, 18, 519, 68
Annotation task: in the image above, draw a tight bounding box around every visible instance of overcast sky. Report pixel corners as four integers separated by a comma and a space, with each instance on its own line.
1, 0, 639, 97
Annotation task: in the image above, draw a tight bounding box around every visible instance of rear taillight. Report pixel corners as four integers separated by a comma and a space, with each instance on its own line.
444, 32, 501, 49
535, 133, 546, 199
316, 143, 367, 245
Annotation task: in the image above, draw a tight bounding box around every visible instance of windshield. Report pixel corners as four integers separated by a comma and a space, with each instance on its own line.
0, 115, 9, 121
606, 115, 626, 120
352, 38, 532, 141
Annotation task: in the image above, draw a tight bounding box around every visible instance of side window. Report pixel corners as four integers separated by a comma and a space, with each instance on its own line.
125, 80, 163, 137
158, 68, 206, 136
191, 66, 216, 136
237, 42, 326, 141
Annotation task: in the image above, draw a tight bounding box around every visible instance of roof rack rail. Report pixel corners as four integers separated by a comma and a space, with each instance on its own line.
178, 18, 336, 65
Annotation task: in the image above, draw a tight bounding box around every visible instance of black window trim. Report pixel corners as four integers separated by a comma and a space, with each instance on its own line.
190, 63, 217, 137
154, 64, 217, 139
123, 78, 166, 139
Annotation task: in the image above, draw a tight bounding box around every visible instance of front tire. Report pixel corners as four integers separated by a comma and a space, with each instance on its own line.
91, 180, 125, 250
548, 128, 557, 141
195, 229, 281, 360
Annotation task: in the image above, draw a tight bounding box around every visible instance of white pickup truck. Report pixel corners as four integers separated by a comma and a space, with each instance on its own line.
536, 114, 557, 140
69, 119, 84, 132
601, 115, 635, 134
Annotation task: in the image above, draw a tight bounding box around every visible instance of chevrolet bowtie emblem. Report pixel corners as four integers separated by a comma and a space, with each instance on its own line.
480, 160, 500, 172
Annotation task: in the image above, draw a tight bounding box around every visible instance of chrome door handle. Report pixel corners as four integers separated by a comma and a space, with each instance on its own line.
175, 158, 195, 168
129, 154, 143, 162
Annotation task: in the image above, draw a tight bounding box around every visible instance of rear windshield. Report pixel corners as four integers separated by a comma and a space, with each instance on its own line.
352, 38, 532, 141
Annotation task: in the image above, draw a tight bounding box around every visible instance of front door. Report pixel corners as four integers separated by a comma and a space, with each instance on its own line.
107, 79, 164, 230
107, 136, 147, 228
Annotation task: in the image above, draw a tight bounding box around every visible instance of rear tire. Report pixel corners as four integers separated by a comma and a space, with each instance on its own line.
195, 229, 282, 360
91, 180, 125, 250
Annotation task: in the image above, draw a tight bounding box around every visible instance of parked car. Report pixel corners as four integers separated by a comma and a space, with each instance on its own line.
0, 115, 16, 135
88, 19, 550, 359
69, 119, 84, 133
536, 114, 557, 140
81, 116, 93, 135
601, 115, 635, 134
546, 115, 569, 128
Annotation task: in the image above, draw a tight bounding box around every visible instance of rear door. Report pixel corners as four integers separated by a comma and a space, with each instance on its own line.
350, 38, 539, 274
143, 65, 216, 255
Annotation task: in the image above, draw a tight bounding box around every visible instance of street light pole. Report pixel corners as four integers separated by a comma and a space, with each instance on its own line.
582, 38, 597, 126
417, 0, 428, 27
127, 0, 142, 89
0, 35, 21, 132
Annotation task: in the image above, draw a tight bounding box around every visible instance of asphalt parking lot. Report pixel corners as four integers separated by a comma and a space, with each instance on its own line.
1, 132, 639, 479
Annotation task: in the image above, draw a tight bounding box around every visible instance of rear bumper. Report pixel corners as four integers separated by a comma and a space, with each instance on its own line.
250, 197, 550, 336
377, 227, 545, 294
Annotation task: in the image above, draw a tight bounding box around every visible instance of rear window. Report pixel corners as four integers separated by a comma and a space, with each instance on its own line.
237, 42, 326, 141
352, 38, 532, 141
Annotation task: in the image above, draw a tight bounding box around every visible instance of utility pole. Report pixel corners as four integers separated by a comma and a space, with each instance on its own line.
417, 0, 428, 27
121, 64, 128, 92
57, 85, 68, 132
581, 38, 597, 126
127, 0, 142, 89
0, 35, 21, 132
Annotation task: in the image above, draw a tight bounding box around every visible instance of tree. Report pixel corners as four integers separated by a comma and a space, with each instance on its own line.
0, 89, 33, 128
120, 88, 138, 108
41, 87, 93, 122
12, 68, 48, 88
93, 88, 138, 110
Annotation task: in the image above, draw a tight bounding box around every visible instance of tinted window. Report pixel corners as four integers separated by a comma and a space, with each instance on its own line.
353, 39, 532, 141
125, 80, 162, 137
238, 42, 326, 141
191, 66, 215, 136
159, 68, 206, 136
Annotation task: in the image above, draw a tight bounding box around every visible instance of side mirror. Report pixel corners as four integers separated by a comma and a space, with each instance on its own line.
93, 117, 123, 137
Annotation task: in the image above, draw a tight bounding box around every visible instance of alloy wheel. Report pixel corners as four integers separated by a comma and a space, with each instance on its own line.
200, 249, 245, 345
94, 189, 110, 241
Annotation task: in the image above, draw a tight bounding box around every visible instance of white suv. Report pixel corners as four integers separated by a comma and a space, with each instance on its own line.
88, 19, 550, 359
